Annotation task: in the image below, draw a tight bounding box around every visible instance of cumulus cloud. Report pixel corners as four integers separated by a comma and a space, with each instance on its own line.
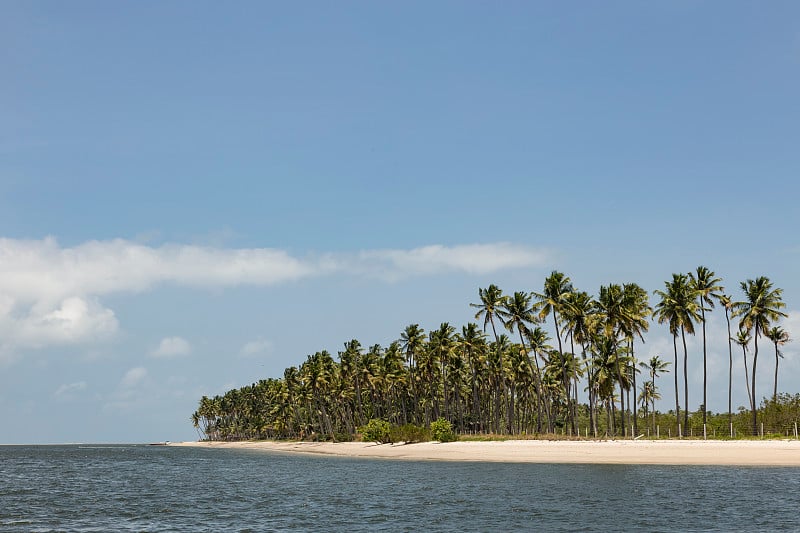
151, 337, 192, 358
120, 367, 148, 388
0, 237, 549, 355
240, 338, 273, 357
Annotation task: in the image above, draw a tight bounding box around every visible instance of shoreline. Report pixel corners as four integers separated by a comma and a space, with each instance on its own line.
170, 439, 800, 466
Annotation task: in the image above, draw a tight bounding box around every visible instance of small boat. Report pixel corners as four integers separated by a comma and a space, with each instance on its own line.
148, 441, 171, 446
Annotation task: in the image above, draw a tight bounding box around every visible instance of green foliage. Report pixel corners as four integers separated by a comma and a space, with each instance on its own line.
389, 423, 430, 443
360, 419, 392, 444
430, 418, 457, 442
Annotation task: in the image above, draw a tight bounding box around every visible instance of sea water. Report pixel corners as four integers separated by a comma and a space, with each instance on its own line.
1, 444, 799, 532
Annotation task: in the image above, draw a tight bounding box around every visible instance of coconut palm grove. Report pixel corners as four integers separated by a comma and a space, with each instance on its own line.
192, 268, 797, 442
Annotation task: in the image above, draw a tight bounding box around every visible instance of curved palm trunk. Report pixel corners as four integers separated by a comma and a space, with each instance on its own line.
681, 325, 689, 433
742, 342, 753, 414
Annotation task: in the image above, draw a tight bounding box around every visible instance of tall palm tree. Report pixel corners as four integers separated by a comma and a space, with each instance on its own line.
400, 324, 426, 423
500, 291, 538, 433
560, 290, 596, 433
654, 274, 700, 435
735, 276, 787, 435
622, 283, 652, 437
533, 272, 574, 428
471, 285, 507, 432
766, 326, 790, 402
525, 325, 552, 432
718, 294, 736, 428
689, 266, 723, 427
734, 329, 754, 415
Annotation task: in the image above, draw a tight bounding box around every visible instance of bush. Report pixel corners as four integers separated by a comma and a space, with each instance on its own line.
360, 419, 392, 444
389, 423, 430, 443
430, 418, 457, 442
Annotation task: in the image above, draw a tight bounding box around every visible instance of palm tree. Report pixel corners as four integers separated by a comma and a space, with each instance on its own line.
639, 355, 669, 433
525, 325, 552, 432
689, 266, 723, 428
500, 291, 538, 433
654, 274, 700, 436
560, 290, 596, 433
735, 276, 787, 435
766, 326, 790, 402
718, 294, 736, 429
622, 283, 652, 437
533, 272, 574, 429
400, 324, 425, 423
471, 285, 507, 432
734, 329, 754, 415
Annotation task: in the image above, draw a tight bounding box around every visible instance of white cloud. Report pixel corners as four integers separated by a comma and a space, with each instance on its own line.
0, 237, 549, 355
355, 243, 550, 280
151, 337, 192, 358
0, 295, 118, 350
54, 381, 87, 398
240, 338, 273, 357
120, 367, 148, 388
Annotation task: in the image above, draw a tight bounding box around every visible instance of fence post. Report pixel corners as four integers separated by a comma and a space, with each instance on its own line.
795, 422, 798, 440
678, 424, 681, 439
730, 423, 733, 438
657, 425, 660, 438
760, 423, 764, 438
703, 424, 707, 440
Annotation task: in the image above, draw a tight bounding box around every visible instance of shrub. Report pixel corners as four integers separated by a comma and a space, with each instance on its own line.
430, 418, 457, 442
389, 423, 430, 443
360, 419, 392, 444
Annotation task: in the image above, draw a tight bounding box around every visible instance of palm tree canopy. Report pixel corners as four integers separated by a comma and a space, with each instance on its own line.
690, 266, 724, 310
470, 284, 507, 335
653, 273, 701, 336
533, 271, 573, 321
735, 276, 788, 336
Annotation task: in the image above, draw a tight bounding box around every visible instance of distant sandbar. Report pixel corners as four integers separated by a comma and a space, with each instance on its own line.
170, 439, 800, 466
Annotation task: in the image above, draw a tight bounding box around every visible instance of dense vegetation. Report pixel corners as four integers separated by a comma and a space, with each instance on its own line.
192, 269, 796, 441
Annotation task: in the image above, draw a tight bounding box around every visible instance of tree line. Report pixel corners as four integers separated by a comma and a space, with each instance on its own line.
192, 268, 791, 441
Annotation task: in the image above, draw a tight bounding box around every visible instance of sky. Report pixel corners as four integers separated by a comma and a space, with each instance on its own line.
2, 1, 799, 443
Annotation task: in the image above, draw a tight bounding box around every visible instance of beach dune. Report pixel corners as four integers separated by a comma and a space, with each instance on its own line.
172, 439, 800, 466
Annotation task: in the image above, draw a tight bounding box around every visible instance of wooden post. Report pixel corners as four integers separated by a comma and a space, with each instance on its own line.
657, 425, 660, 438
703, 424, 707, 440
760, 423, 764, 438
730, 423, 733, 438
794, 422, 798, 440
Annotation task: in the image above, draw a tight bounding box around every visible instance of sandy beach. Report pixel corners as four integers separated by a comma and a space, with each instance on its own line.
171, 439, 800, 466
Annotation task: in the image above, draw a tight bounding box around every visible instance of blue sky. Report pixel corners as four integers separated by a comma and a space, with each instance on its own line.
2, 2, 799, 443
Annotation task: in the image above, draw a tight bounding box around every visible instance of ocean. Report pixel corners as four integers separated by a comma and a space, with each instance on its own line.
1, 444, 798, 532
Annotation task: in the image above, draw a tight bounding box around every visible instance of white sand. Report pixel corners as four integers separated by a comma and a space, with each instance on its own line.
170, 439, 800, 466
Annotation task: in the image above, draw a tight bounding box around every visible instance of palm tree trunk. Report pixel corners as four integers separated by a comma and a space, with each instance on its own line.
773, 341, 779, 403
673, 334, 680, 436
681, 325, 689, 433
631, 339, 637, 437
751, 331, 760, 436
726, 309, 733, 428
700, 304, 707, 427
742, 343, 753, 413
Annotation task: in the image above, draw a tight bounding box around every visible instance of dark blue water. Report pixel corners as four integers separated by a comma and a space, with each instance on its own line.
2, 445, 799, 532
